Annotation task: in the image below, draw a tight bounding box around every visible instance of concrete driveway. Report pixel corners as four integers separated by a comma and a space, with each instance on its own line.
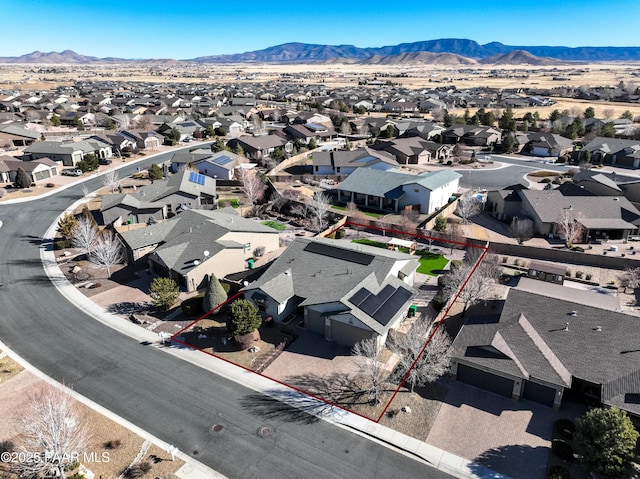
427, 380, 586, 479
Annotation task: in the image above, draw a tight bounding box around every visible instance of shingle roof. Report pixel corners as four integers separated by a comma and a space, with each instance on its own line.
452, 287, 640, 414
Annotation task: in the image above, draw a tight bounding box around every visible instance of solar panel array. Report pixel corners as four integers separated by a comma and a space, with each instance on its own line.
303, 242, 374, 265
213, 155, 233, 166
349, 284, 413, 326
188, 171, 206, 185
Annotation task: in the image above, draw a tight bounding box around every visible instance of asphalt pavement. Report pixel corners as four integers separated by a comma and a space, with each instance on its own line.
0, 151, 471, 479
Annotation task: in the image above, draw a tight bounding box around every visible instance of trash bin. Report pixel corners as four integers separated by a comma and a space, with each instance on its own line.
247, 259, 255, 269
408, 305, 418, 317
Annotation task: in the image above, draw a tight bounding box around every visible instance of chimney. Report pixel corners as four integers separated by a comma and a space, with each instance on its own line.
564, 322, 569, 331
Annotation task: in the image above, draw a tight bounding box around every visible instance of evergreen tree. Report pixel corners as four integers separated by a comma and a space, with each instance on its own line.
149, 277, 179, 311
57, 213, 78, 241
14, 167, 31, 188
574, 407, 639, 479
202, 274, 227, 314
227, 299, 261, 337
148, 164, 164, 182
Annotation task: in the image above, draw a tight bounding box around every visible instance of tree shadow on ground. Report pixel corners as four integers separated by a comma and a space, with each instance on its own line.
241, 389, 328, 425
283, 372, 369, 406
469, 444, 549, 479
106, 301, 153, 316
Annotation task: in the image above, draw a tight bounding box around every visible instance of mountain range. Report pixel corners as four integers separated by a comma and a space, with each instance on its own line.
2, 39, 640, 64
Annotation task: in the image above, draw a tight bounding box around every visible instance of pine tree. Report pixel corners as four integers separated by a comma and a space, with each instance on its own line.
202, 274, 227, 314
14, 167, 31, 188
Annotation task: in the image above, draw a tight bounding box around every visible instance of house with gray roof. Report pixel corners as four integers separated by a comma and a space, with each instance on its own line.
101, 169, 217, 225
243, 237, 418, 347
23, 139, 112, 166
517, 189, 640, 241
312, 147, 398, 175
0, 124, 40, 147
337, 168, 461, 214
372, 137, 452, 164
450, 284, 640, 415
580, 137, 640, 169
118, 209, 279, 292
0, 155, 58, 184
227, 134, 292, 161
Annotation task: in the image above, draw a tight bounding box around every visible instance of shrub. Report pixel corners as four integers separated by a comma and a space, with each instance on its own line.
502, 256, 508, 263
0, 439, 14, 454
575, 271, 583, 278
253, 246, 266, 257
540, 178, 552, 183
514, 258, 520, 266
46, 182, 55, 188
551, 439, 574, 461
149, 277, 180, 311
585, 273, 592, 281
572, 246, 585, 252
104, 439, 122, 449
124, 461, 152, 479
55, 239, 71, 250
0, 188, 5, 198
547, 465, 570, 479
431, 294, 447, 312
89, 282, 102, 289
67, 473, 85, 479
181, 294, 205, 317
554, 418, 576, 440
335, 228, 346, 239
565, 271, 571, 277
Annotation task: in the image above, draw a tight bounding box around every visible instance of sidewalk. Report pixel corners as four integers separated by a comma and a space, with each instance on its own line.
32, 197, 510, 479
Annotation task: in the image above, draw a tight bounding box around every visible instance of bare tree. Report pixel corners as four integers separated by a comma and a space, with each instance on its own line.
441, 256, 497, 315
510, 217, 534, 244
351, 337, 387, 404
346, 201, 367, 235
15, 384, 90, 479
71, 216, 100, 255
603, 108, 615, 121
390, 317, 451, 393
237, 165, 265, 208
80, 183, 90, 199
102, 169, 120, 193
309, 192, 331, 232
89, 231, 124, 278
556, 210, 585, 246
455, 193, 481, 224
618, 267, 640, 293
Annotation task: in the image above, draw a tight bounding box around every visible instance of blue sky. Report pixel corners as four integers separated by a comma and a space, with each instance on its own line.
3, 0, 640, 59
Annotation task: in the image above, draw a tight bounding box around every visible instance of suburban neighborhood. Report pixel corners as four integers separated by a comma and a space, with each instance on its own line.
2, 27, 640, 479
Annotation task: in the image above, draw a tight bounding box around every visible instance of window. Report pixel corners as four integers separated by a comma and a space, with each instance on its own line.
244, 243, 251, 253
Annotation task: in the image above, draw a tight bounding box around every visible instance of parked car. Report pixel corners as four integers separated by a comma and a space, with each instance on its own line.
98, 159, 112, 165
62, 168, 83, 177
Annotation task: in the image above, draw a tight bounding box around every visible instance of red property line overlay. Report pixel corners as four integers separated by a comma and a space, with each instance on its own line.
171, 221, 488, 424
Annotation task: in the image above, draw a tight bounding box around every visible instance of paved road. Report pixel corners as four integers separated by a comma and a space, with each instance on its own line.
458, 154, 639, 190
0, 158, 454, 479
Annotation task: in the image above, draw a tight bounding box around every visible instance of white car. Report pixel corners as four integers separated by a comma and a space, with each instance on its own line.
62, 168, 83, 177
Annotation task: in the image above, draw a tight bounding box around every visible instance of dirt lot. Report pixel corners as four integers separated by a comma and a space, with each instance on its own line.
0, 357, 183, 479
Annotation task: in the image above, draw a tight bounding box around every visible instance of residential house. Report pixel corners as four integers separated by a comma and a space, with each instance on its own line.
119, 209, 279, 292
227, 135, 291, 161
312, 147, 397, 175
337, 168, 461, 214
243, 237, 419, 347
100, 170, 217, 225
0, 156, 58, 184
372, 137, 450, 164
191, 151, 248, 181
487, 188, 640, 241
579, 137, 640, 169
442, 124, 502, 147
516, 133, 574, 158
449, 282, 640, 417
0, 124, 40, 147
23, 139, 112, 166
118, 130, 163, 150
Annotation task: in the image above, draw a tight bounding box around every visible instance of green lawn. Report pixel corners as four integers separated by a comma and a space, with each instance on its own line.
261, 220, 287, 231
218, 198, 240, 208
332, 205, 386, 219
351, 239, 448, 276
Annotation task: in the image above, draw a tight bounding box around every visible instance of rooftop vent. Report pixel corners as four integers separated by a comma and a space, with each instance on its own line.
594, 325, 602, 332
570, 310, 577, 316
564, 322, 570, 331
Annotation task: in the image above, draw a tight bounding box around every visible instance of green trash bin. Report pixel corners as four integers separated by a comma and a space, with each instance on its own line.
408, 305, 418, 317
247, 259, 255, 269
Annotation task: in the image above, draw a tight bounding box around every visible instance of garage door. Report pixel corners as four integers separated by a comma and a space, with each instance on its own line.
457, 364, 514, 398
523, 380, 556, 407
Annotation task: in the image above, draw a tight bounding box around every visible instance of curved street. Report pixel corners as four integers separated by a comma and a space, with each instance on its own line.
0, 154, 455, 479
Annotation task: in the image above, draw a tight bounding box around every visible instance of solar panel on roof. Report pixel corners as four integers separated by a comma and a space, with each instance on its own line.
303, 242, 374, 265
349, 288, 370, 307
213, 155, 233, 166
188, 171, 206, 185
372, 287, 413, 326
